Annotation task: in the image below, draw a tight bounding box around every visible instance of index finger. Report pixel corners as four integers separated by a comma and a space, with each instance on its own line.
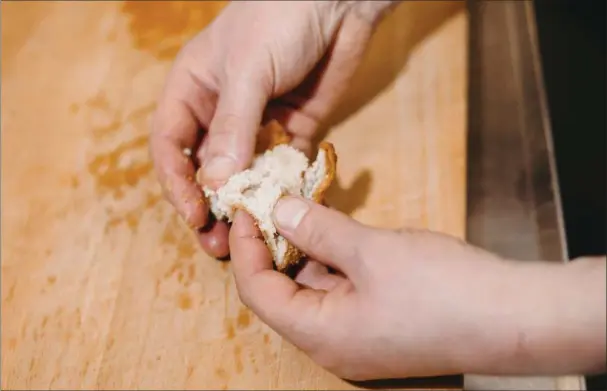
150, 61, 229, 258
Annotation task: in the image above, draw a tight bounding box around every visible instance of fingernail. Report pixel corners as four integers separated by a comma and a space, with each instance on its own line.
273, 197, 309, 232
203, 156, 237, 185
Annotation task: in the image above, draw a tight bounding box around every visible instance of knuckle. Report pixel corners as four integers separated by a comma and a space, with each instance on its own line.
207, 114, 252, 159
212, 113, 244, 136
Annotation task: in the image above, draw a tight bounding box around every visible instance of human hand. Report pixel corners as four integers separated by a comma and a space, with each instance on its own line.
150, 1, 396, 259
229, 196, 607, 380
228, 195, 508, 380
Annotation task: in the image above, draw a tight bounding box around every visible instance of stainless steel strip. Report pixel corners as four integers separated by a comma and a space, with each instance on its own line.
465, 1, 584, 390
466, 0, 567, 264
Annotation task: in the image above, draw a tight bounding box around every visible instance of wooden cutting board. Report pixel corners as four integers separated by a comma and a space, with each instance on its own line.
1, 1, 467, 389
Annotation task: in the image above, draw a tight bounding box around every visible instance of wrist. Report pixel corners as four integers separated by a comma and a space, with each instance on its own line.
462, 257, 606, 375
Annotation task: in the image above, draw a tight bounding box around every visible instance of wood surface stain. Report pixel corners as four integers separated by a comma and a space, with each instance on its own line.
161, 215, 196, 261
177, 292, 192, 310
5, 284, 16, 303
236, 307, 250, 329
120, 1, 227, 60
105, 192, 163, 232
233, 345, 243, 374
85, 92, 156, 201
215, 367, 228, 380
82, 90, 172, 238
224, 320, 235, 340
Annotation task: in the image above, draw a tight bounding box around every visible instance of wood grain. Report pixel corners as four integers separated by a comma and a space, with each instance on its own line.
1, 1, 467, 389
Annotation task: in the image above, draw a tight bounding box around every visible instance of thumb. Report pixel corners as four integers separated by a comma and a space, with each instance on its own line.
200, 75, 270, 189
272, 196, 369, 277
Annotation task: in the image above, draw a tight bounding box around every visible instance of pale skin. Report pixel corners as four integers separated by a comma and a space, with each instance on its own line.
149, 0, 606, 381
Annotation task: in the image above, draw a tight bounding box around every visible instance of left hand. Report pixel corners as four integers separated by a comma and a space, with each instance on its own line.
149, 1, 389, 259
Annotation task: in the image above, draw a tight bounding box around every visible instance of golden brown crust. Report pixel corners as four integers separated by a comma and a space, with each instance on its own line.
255, 119, 292, 153
312, 142, 337, 203
279, 246, 304, 272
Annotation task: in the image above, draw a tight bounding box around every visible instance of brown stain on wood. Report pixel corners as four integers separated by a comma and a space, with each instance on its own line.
159, 216, 198, 278
87, 135, 152, 199
70, 175, 80, 188
186, 365, 194, 379
81, 360, 90, 377
224, 320, 235, 340
86, 91, 111, 111
187, 264, 196, 280
215, 367, 228, 380
234, 345, 243, 374
5, 284, 16, 302
104, 191, 163, 232
121, 1, 228, 60
236, 307, 250, 329
85, 92, 156, 202
177, 292, 192, 310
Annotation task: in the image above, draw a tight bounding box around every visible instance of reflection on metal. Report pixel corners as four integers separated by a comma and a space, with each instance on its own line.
465, 1, 585, 390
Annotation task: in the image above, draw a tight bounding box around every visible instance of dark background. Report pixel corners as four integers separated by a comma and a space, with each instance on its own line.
533, 0, 606, 389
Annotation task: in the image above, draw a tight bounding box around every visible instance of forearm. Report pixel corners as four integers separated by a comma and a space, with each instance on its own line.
466, 256, 606, 375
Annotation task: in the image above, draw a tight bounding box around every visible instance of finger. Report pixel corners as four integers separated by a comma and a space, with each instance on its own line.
197, 217, 230, 260
295, 260, 345, 291
150, 62, 215, 231
199, 73, 271, 189
229, 209, 325, 333
272, 196, 370, 278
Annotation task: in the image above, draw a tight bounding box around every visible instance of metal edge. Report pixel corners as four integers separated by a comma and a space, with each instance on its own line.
523, 1, 571, 264
523, 3, 586, 389
464, 0, 586, 390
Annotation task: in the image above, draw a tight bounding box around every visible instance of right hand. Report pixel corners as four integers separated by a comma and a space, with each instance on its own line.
229, 196, 507, 380
150, 1, 396, 259
229, 196, 607, 380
